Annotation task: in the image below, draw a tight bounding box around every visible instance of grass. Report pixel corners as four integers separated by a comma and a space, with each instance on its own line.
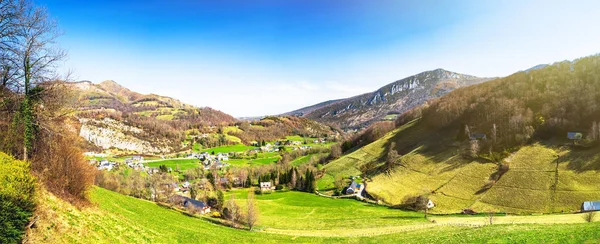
201, 144, 256, 154
289, 153, 328, 166
155, 114, 174, 120
225, 189, 427, 231
223, 126, 243, 134
27, 187, 600, 243
145, 159, 201, 170
383, 114, 399, 120
320, 119, 600, 214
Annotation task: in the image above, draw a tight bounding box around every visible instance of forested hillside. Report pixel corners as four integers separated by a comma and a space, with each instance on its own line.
320, 54, 600, 214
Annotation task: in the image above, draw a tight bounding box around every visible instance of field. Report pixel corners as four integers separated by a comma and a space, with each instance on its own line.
27, 187, 600, 243
200, 144, 256, 153
320, 119, 600, 214
145, 159, 201, 170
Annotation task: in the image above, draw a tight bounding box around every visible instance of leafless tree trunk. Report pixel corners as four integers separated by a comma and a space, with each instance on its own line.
246, 191, 259, 230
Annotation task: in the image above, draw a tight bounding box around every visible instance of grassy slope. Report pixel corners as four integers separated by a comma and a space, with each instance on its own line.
320, 119, 600, 214
28, 187, 600, 243
145, 159, 201, 170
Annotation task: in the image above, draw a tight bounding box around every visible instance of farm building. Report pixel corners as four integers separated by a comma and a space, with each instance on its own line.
346, 181, 364, 195
260, 182, 272, 191
172, 195, 211, 214
582, 201, 600, 212
426, 199, 435, 209
568, 132, 583, 140
469, 133, 487, 140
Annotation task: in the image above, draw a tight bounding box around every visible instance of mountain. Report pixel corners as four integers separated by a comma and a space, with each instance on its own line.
282, 99, 343, 117
67, 80, 237, 154
319, 54, 600, 214
286, 69, 491, 130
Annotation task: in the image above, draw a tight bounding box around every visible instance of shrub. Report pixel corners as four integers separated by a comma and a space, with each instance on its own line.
211, 211, 222, 218
583, 211, 597, 223
0, 153, 36, 243
31, 128, 95, 203
275, 184, 284, 190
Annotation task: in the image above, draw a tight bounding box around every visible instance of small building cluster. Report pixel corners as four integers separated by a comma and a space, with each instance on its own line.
91, 155, 146, 171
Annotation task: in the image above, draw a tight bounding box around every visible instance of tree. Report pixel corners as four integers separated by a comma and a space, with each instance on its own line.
414, 195, 430, 219
189, 184, 198, 200
159, 164, 168, 173
15, 1, 66, 160
289, 168, 297, 189
224, 195, 241, 227
469, 140, 480, 158
216, 189, 224, 211
246, 190, 259, 230
385, 142, 399, 173
333, 174, 344, 195
329, 143, 342, 159
491, 123, 498, 145
583, 211, 596, 223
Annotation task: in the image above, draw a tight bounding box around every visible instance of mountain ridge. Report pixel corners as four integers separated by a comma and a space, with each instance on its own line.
284, 68, 493, 130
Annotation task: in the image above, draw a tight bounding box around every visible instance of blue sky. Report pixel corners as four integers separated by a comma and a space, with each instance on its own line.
40, 0, 600, 117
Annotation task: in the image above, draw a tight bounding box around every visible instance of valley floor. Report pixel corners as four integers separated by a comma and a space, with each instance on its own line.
27, 187, 600, 243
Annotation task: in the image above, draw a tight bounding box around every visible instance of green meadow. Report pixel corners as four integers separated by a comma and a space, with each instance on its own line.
320, 119, 600, 214
28, 187, 600, 243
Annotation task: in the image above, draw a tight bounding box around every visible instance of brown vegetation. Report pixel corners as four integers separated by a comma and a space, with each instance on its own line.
396, 55, 600, 152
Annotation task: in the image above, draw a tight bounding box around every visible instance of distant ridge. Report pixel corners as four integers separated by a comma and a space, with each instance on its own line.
284, 69, 492, 130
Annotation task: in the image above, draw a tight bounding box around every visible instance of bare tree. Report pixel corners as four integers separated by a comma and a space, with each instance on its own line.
333, 174, 344, 195
583, 211, 597, 223
225, 195, 241, 228
289, 169, 297, 189
0, 0, 25, 92
386, 142, 399, 173
329, 143, 342, 159
414, 195, 430, 219
246, 190, 259, 230
13, 0, 66, 160
239, 169, 248, 188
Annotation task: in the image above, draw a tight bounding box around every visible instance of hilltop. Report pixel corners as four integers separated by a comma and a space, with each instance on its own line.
67, 80, 237, 154
286, 69, 491, 130
319, 55, 600, 214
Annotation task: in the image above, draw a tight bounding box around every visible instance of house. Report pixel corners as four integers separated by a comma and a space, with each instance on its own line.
426, 199, 435, 209
568, 132, 583, 140
216, 153, 229, 161
260, 182, 272, 191
147, 167, 160, 175
172, 195, 211, 214
132, 155, 144, 162
219, 177, 229, 186
97, 160, 115, 171
232, 177, 242, 187
183, 198, 211, 214
345, 181, 364, 195
582, 201, 600, 212
470, 133, 487, 140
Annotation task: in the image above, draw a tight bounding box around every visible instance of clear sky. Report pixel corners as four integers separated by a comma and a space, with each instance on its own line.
40, 0, 600, 117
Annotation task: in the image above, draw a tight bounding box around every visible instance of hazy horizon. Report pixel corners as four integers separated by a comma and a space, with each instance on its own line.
40, 0, 600, 117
